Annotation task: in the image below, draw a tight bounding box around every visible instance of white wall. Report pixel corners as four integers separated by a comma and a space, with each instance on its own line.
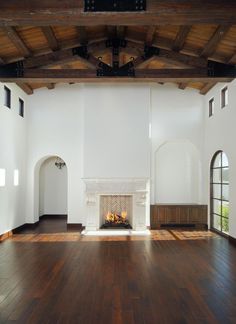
155, 141, 201, 203
39, 157, 67, 216
83, 85, 150, 178
0, 83, 28, 235
204, 80, 236, 238
150, 84, 204, 204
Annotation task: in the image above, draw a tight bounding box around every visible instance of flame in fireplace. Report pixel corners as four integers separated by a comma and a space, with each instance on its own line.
105, 211, 127, 224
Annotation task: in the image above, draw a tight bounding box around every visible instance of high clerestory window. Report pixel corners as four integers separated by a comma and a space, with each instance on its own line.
210, 151, 229, 235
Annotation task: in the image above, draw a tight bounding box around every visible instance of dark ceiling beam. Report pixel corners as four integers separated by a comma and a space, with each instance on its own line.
0, 57, 6, 65
145, 26, 157, 46
201, 25, 231, 58
77, 26, 88, 45
200, 82, 217, 95
1, 68, 234, 83
172, 26, 192, 52
2, 26, 31, 57
117, 26, 126, 39
21, 40, 207, 71
16, 82, 33, 95
1, 1, 236, 26
41, 26, 59, 51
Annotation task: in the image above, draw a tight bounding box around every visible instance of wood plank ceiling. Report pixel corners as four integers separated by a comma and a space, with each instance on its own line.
0, 1, 236, 95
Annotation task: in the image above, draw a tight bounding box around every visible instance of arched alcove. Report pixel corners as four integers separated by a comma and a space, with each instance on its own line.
154, 141, 201, 203
39, 156, 68, 217
33, 155, 68, 222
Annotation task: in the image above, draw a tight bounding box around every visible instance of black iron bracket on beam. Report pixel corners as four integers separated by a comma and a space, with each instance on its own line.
0, 62, 24, 78
84, 0, 146, 12
208, 61, 236, 77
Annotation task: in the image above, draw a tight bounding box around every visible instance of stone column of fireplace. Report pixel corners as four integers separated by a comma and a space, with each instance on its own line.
83, 179, 149, 231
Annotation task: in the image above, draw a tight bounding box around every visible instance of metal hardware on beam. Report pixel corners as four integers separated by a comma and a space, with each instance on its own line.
0, 61, 24, 78
144, 46, 160, 59
72, 46, 89, 59
106, 38, 127, 49
208, 61, 236, 77
84, 0, 146, 12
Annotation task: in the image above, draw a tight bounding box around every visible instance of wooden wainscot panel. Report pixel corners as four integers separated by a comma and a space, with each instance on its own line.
150, 204, 208, 229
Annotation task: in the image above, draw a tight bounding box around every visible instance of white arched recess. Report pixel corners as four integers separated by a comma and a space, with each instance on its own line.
39, 156, 68, 217
34, 155, 68, 220
154, 140, 202, 204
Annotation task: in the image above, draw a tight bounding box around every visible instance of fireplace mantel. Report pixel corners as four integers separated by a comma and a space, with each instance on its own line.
83, 178, 149, 231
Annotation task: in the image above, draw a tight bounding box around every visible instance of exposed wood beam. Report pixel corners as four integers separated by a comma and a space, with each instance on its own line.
1, 68, 234, 83
146, 26, 157, 46
178, 83, 188, 90
201, 25, 231, 58
0, 57, 6, 65
172, 26, 191, 52
200, 82, 217, 95
46, 83, 55, 90
106, 26, 117, 39
2, 27, 31, 57
16, 82, 33, 95
77, 26, 87, 45
117, 26, 126, 39
1, 1, 236, 26
41, 26, 59, 51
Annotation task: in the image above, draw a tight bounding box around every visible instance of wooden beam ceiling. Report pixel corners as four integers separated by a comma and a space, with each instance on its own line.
146, 26, 157, 45
41, 26, 59, 51
172, 26, 192, 52
2, 27, 31, 57
201, 25, 231, 58
200, 82, 217, 95
16, 82, 33, 95
1, 1, 236, 26
1, 68, 233, 83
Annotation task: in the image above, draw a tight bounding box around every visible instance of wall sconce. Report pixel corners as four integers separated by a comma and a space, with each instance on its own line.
55, 157, 66, 169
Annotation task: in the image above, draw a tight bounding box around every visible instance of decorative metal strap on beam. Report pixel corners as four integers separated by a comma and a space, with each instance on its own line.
84, 0, 146, 12
72, 46, 89, 60
0, 61, 24, 77
208, 61, 236, 77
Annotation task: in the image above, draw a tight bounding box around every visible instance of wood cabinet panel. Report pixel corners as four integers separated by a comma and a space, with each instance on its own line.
150, 204, 208, 229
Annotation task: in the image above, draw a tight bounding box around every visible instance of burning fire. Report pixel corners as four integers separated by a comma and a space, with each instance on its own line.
106, 211, 127, 224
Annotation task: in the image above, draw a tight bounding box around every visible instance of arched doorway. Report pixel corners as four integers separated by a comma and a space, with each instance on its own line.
210, 151, 229, 235
39, 156, 68, 218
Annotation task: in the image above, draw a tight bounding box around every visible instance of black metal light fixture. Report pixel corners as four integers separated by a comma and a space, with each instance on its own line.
55, 157, 66, 169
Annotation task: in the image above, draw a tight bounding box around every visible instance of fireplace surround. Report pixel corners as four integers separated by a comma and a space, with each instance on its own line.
83, 178, 149, 231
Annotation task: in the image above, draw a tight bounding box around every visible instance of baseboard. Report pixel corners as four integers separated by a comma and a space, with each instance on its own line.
39, 214, 67, 220
229, 236, 236, 246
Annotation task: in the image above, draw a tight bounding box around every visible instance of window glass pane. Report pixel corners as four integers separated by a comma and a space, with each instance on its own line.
222, 152, 229, 167
213, 184, 221, 199
222, 185, 229, 201
213, 199, 221, 215
213, 153, 221, 168
222, 168, 229, 184
213, 214, 221, 231
222, 201, 229, 218
222, 217, 229, 234
213, 169, 221, 183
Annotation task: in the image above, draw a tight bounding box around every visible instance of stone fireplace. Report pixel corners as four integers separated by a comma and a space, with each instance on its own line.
83, 178, 149, 231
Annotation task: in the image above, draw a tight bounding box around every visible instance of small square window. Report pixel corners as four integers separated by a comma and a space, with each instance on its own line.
19, 98, 24, 117
4, 86, 11, 108
209, 98, 214, 117
221, 87, 228, 108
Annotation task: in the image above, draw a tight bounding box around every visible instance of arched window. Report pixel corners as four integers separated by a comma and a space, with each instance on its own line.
210, 151, 229, 235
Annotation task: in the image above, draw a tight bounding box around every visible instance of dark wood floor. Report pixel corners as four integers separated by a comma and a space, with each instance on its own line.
0, 219, 236, 323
